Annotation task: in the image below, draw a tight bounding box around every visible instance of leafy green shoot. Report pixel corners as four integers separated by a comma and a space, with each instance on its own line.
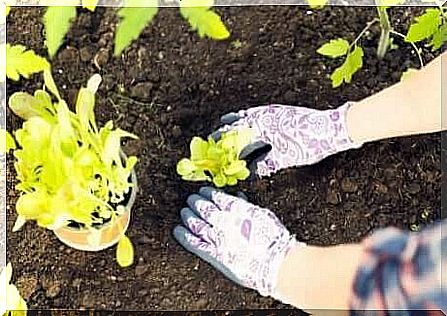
317, 39, 364, 88
44, 6, 77, 58
177, 129, 253, 187
1, 129, 16, 153
307, 0, 328, 9
8, 72, 138, 266
180, 0, 230, 40
114, 0, 159, 56
405, 8, 447, 51
82, 0, 99, 11
6, 44, 50, 81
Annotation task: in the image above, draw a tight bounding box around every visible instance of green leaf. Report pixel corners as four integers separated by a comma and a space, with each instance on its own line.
8, 92, 56, 121
44, 6, 77, 58
116, 235, 134, 267
330, 45, 364, 88
6, 6, 10, 17
400, 68, 419, 81
405, 8, 441, 43
12, 214, 26, 232
6, 44, 50, 81
429, 23, 447, 51
317, 38, 350, 58
114, 0, 159, 56
82, 0, 99, 11
376, 0, 405, 7
213, 173, 227, 187
307, 0, 328, 9
43, 68, 62, 100
190, 137, 209, 160
180, 0, 230, 40
177, 158, 196, 176
0, 129, 16, 153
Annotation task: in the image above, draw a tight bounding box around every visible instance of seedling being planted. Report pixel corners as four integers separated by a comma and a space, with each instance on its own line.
177, 129, 254, 187
7, 72, 138, 268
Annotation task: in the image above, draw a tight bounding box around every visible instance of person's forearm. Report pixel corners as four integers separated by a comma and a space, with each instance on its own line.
346, 52, 445, 144
275, 243, 363, 312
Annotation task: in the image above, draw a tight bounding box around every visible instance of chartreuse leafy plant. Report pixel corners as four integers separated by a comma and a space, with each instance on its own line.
1, 263, 28, 316
177, 129, 253, 187
6, 44, 50, 81
43, 1, 98, 58
315, 0, 446, 88
405, 7, 447, 51
307, 0, 328, 9
8, 72, 137, 267
114, 0, 230, 55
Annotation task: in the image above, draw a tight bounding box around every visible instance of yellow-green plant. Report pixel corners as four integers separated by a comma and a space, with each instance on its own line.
5, 44, 50, 81
114, 0, 230, 55
314, 0, 446, 87
177, 129, 253, 187
43, 1, 97, 58
1, 263, 27, 316
7, 72, 137, 267
42, 0, 230, 58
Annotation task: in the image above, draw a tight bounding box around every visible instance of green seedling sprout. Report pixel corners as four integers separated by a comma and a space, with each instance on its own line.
177, 129, 254, 187
7, 71, 138, 267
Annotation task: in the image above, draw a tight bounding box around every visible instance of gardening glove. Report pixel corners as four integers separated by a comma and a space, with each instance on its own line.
173, 186, 305, 300
211, 102, 363, 177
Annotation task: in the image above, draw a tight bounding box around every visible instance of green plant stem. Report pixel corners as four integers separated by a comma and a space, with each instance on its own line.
390, 30, 424, 68
349, 18, 379, 50
376, 6, 392, 59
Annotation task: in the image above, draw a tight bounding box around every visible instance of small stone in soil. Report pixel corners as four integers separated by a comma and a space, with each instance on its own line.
341, 178, 358, 193
326, 190, 340, 205
16, 275, 38, 300
130, 82, 154, 100
135, 264, 149, 276
79, 47, 93, 62
45, 280, 62, 298
407, 183, 421, 194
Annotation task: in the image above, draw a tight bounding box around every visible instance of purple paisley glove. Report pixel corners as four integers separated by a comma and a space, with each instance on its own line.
173, 187, 305, 298
214, 102, 363, 177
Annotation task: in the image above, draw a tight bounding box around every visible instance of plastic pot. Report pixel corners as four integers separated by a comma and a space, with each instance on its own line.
53, 153, 138, 252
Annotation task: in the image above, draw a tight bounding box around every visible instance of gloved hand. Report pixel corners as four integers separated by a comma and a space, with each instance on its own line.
211, 102, 363, 177
173, 187, 305, 298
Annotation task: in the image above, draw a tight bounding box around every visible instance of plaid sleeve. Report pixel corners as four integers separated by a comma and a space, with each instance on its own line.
349, 219, 446, 316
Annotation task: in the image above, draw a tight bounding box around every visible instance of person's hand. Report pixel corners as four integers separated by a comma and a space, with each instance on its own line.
212, 102, 363, 177
173, 187, 305, 298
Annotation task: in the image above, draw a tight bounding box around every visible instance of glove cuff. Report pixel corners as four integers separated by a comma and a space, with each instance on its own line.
257, 235, 306, 298
328, 101, 364, 152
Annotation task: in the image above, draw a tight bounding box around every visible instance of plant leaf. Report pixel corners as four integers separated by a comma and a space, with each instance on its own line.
116, 235, 134, 267
307, 0, 328, 9
44, 6, 77, 58
376, 0, 405, 7
330, 45, 364, 88
8, 92, 55, 121
0, 129, 16, 153
190, 137, 209, 160
6, 6, 10, 17
317, 38, 350, 58
429, 23, 447, 51
12, 215, 26, 232
400, 68, 419, 81
6, 44, 50, 81
114, 0, 159, 56
43, 68, 62, 100
405, 8, 441, 43
180, 0, 230, 40
82, 0, 99, 11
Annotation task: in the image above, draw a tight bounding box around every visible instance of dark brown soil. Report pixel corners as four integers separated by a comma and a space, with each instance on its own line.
6, 5, 444, 311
